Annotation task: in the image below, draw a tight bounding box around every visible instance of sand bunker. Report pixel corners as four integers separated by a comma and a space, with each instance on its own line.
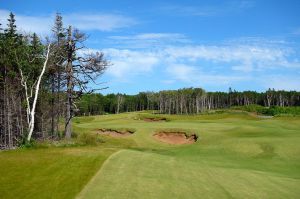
98, 129, 134, 137
153, 131, 197, 145
143, 117, 167, 122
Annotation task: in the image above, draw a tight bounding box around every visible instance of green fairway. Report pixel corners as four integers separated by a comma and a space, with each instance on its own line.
1, 111, 300, 198
76, 112, 300, 199
77, 149, 299, 199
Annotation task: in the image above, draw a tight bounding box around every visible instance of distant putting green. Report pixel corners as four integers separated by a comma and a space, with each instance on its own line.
1, 111, 300, 198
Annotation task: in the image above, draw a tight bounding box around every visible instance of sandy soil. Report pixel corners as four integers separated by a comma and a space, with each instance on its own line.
98, 129, 133, 137
153, 132, 197, 145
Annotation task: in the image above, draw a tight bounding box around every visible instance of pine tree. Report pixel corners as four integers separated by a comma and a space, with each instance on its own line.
5, 12, 17, 37
53, 13, 66, 135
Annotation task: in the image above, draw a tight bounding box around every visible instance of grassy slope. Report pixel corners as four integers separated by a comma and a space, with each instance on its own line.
1, 111, 300, 198
76, 112, 300, 199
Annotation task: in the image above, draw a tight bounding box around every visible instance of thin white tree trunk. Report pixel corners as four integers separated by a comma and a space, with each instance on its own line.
27, 44, 51, 141
19, 69, 31, 125
116, 95, 123, 114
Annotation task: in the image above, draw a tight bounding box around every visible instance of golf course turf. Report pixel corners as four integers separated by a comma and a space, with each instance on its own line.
1, 111, 300, 198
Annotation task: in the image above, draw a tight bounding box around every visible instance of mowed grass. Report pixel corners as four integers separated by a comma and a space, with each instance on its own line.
1, 111, 300, 198
0, 147, 117, 199
76, 112, 300, 199
78, 150, 299, 199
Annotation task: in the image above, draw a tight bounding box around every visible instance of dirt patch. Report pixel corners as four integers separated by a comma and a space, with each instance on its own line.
153, 131, 197, 145
98, 129, 134, 137
143, 117, 167, 122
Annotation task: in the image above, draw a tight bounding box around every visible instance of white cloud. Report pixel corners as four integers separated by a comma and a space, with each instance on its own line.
103, 48, 160, 79
76, 36, 300, 91
117, 33, 185, 40
164, 44, 299, 72
0, 9, 137, 35
82, 37, 300, 88
64, 13, 137, 31
0, 9, 52, 35
108, 33, 190, 48
166, 64, 197, 82
165, 64, 247, 86
105, 34, 300, 74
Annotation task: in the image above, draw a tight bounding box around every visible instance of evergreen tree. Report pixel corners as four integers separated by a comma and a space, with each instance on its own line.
5, 12, 17, 37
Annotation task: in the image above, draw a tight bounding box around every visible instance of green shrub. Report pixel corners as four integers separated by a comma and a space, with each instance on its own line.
19, 139, 36, 148
231, 104, 265, 113
232, 105, 300, 116
17, 132, 37, 148
260, 106, 300, 116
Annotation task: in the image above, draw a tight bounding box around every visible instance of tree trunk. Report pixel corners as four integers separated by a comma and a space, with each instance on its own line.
51, 74, 55, 136
65, 26, 73, 139
27, 44, 51, 141
56, 35, 62, 136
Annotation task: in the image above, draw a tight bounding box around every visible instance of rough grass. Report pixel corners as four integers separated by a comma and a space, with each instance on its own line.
1, 111, 300, 199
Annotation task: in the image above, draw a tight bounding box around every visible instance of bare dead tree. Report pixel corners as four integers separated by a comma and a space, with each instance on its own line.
65, 26, 109, 139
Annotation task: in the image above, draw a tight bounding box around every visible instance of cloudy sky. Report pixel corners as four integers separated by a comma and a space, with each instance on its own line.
1, 0, 300, 94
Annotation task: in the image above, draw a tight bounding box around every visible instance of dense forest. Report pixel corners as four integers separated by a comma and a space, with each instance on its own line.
0, 13, 108, 149
77, 88, 300, 115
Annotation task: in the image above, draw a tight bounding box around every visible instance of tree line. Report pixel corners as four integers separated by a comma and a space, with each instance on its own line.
0, 12, 108, 149
1, 13, 299, 150
77, 88, 300, 115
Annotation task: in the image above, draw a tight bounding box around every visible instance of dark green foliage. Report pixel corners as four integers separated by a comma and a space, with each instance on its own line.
261, 106, 300, 116
18, 133, 36, 148
232, 105, 300, 116
0, 12, 45, 149
76, 89, 300, 116
231, 104, 265, 113
0, 12, 108, 148
5, 12, 17, 37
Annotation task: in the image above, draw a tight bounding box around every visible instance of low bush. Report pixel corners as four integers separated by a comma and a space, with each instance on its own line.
231, 104, 265, 113
231, 105, 300, 116
260, 106, 300, 116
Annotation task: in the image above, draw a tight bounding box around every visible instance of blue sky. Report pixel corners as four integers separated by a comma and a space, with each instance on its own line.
1, 0, 300, 94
